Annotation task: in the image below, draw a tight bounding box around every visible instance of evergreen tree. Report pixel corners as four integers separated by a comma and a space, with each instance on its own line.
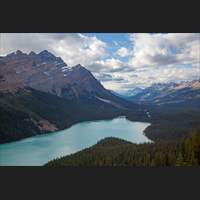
176, 152, 185, 166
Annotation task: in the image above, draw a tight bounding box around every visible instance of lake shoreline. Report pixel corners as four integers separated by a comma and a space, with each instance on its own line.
0, 114, 123, 145
0, 113, 153, 145
0, 117, 150, 166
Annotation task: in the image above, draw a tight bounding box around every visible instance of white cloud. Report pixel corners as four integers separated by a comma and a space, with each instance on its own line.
129, 33, 199, 68
116, 47, 129, 57
101, 33, 200, 90
113, 41, 119, 46
87, 58, 130, 73
128, 65, 200, 86
0, 33, 106, 66
94, 73, 127, 83
1, 33, 199, 91
111, 33, 200, 89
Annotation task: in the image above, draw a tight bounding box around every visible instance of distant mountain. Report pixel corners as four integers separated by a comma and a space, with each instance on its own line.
119, 87, 144, 97
109, 90, 126, 98
129, 80, 200, 105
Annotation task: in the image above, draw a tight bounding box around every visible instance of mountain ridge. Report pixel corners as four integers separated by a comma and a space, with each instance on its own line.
0, 50, 134, 108
127, 80, 200, 105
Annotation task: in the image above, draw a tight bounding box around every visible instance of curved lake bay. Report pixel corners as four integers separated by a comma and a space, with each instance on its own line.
0, 117, 151, 166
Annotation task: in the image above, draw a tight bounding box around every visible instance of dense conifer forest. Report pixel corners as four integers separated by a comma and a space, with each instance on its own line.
0, 88, 125, 143
46, 130, 200, 166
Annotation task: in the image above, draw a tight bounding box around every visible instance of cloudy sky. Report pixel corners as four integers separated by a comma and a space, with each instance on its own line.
0, 33, 199, 92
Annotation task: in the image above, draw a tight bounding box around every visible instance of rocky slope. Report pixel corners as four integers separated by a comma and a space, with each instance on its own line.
0, 50, 134, 108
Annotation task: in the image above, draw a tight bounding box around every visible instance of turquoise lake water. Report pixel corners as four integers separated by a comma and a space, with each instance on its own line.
0, 117, 151, 166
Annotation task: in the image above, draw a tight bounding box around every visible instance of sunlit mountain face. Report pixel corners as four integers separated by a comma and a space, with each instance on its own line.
1, 33, 199, 92
0, 50, 134, 108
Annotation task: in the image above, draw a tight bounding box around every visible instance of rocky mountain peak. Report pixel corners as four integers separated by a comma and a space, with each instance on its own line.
38, 50, 52, 56
72, 64, 85, 69
0, 50, 117, 103
16, 50, 23, 55
38, 50, 56, 60
29, 51, 37, 56
37, 50, 65, 64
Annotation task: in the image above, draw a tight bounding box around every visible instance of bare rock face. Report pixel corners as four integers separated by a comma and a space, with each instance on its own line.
0, 50, 112, 101
37, 120, 58, 132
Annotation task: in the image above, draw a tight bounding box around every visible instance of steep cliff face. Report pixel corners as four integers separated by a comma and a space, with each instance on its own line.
0, 50, 70, 94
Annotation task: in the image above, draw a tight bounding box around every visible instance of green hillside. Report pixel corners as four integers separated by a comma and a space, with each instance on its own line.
46, 130, 200, 167
0, 88, 127, 143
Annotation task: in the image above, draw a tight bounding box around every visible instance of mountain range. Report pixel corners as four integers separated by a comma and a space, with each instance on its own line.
127, 80, 200, 106
117, 87, 144, 97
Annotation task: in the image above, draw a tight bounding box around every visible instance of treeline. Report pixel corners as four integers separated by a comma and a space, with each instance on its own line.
46, 130, 200, 167
126, 103, 200, 141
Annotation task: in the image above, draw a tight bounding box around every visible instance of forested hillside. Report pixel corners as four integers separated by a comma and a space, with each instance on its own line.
46, 130, 200, 167
0, 87, 130, 143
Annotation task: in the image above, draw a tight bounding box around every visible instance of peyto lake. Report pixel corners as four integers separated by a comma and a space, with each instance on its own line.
0, 117, 151, 166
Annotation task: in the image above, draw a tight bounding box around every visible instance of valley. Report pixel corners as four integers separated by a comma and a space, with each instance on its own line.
0, 50, 141, 143
0, 50, 200, 166
0, 117, 150, 166
46, 131, 200, 167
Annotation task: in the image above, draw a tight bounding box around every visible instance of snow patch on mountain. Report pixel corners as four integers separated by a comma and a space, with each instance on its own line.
95, 96, 126, 109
